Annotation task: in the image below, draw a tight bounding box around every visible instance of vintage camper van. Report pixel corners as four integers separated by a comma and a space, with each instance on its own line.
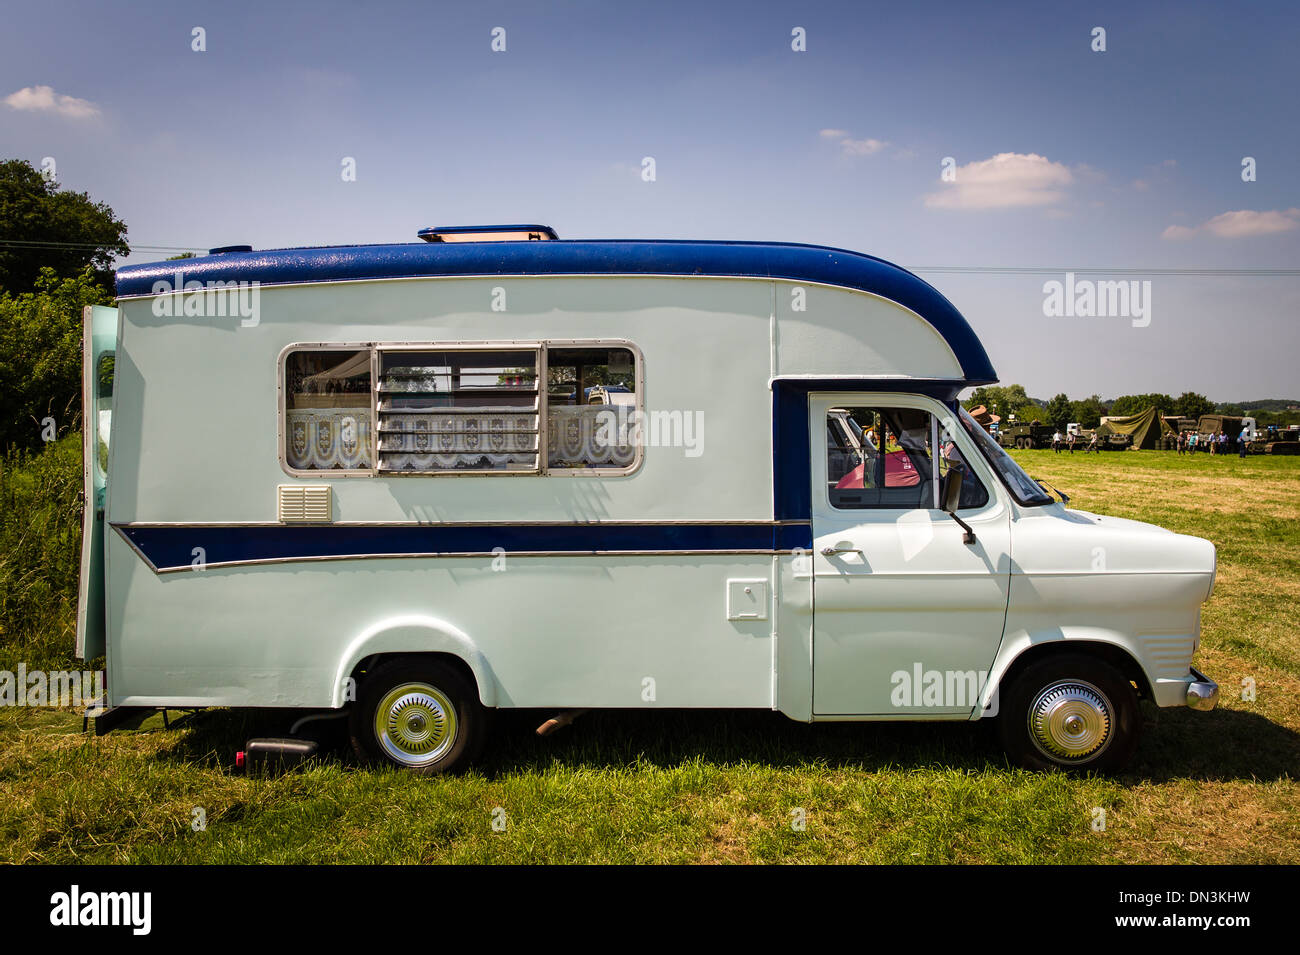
77, 225, 1219, 774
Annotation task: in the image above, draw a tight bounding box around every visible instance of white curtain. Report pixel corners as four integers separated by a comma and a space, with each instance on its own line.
547, 405, 636, 468
287, 408, 373, 470
379, 410, 538, 471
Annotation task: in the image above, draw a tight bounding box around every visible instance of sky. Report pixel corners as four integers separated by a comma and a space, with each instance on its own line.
1, 0, 1297, 402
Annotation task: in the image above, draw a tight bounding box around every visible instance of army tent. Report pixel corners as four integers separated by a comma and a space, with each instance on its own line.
1095, 406, 1170, 449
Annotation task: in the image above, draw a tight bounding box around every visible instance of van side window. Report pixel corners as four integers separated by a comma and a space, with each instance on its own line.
545, 346, 638, 469
284, 349, 374, 471
377, 348, 540, 472
826, 406, 987, 510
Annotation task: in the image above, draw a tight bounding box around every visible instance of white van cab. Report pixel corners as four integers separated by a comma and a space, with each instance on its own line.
77, 225, 1219, 773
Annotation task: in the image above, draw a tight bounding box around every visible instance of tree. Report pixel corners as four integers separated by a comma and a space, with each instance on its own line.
966, 384, 1027, 413
1069, 394, 1105, 428
965, 383, 1042, 423
1173, 392, 1215, 419
0, 268, 109, 450
1043, 393, 1072, 430
1109, 393, 1175, 417
0, 159, 129, 294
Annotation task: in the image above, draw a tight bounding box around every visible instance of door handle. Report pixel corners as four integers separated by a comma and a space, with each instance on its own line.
820, 546, 863, 557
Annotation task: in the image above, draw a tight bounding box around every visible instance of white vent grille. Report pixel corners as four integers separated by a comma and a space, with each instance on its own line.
278, 485, 332, 523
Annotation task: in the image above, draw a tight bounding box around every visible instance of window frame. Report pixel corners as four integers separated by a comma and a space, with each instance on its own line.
278, 342, 377, 478
819, 395, 994, 514
277, 339, 645, 479
541, 338, 645, 478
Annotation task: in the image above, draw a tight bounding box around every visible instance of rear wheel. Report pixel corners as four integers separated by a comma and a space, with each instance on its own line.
998, 654, 1140, 773
350, 658, 488, 774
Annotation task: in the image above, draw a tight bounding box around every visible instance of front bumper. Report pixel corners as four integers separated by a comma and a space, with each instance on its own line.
1185, 667, 1219, 711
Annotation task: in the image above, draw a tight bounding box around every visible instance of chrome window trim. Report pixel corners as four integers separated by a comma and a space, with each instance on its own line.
278, 339, 646, 480
540, 338, 645, 478
277, 342, 377, 479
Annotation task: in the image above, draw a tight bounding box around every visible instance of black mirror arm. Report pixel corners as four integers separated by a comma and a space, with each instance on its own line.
946, 510, 977, 545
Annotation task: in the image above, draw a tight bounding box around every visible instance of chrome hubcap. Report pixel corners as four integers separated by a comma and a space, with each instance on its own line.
374, 682, 457, 766
1027, 680, 1112, 761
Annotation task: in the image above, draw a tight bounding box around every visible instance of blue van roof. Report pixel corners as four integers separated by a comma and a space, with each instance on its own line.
115, 238, 996, 383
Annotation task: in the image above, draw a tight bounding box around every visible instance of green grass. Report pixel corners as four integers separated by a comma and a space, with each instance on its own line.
1, 447, 1297, 864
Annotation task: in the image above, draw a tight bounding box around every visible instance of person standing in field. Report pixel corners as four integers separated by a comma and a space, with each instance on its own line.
1177, 431, 1186, 454
1208, 431, 1215, 455
1237, 429, 1248, 458
1219, 431, 1228, 455
1086, 430, 1099, 453
1052, 430, 1062, 453
1068, 431, 1078, 453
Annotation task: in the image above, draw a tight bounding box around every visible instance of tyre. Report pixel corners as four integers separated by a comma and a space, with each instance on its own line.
350, 657, 489, 774
998, 654, 1140, 773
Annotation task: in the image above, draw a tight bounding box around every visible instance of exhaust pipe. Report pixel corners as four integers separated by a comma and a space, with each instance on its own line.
237, 737, 319, 772
536, 709, 589, 737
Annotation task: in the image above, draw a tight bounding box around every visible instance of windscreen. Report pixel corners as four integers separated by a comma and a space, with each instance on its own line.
958, 408, 1053, 506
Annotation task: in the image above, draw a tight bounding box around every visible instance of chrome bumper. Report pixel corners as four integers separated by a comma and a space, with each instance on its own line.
1185, 667, 1219, 711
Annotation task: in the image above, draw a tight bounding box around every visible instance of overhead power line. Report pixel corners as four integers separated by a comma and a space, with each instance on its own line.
0, 237, 1297, 276
0, 239, 200, 254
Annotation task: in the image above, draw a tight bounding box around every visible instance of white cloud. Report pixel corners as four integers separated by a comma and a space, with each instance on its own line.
924, 152, 1074, 210
820, 129, 890, 158
840, 137, 888, 156
1161, 208, 1300, 240
4, 85, 100, 119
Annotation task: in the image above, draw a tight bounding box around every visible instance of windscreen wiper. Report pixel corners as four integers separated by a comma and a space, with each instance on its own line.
1036, 479, 1069, 504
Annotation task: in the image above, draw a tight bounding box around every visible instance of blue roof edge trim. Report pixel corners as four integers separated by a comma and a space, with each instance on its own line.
115, 239, 996, 383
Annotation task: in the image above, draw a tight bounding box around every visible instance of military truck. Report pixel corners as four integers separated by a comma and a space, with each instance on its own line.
997, 421, 1055, 450
1196, 414, 1247, 443
1249, 424, 1300, 455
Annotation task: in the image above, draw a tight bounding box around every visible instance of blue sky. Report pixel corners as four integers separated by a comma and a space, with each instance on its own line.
2, 0, 1297, 401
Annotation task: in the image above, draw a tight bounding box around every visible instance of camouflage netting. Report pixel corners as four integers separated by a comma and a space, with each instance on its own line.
1095, 406, 1170, 449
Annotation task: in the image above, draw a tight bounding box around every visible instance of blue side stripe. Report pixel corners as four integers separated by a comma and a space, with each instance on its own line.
117, 522, 815, 572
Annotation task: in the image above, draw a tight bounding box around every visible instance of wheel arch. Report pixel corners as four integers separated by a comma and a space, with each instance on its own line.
332, 615, 500, 708
981, 629, 1154, 716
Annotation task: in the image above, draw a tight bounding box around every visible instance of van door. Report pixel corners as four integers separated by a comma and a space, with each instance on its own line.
809, 394, 1011, 715
75, 305, 117, 660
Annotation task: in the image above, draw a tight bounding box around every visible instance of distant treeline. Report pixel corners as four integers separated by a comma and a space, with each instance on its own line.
966, 385, 1300, 431
1218, 398, 1300, 414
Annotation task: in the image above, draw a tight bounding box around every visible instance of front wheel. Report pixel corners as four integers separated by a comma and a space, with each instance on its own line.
349, 658, 488, 774
998, 654, 1140, 773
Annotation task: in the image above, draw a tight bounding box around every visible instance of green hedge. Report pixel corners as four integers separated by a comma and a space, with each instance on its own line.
0, 435, 84, 669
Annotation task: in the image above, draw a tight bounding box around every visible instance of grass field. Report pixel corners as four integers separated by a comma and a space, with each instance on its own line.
2, 449, 1297, 864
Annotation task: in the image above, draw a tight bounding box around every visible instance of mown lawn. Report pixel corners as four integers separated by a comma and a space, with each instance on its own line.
1, 449, 1297, 864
